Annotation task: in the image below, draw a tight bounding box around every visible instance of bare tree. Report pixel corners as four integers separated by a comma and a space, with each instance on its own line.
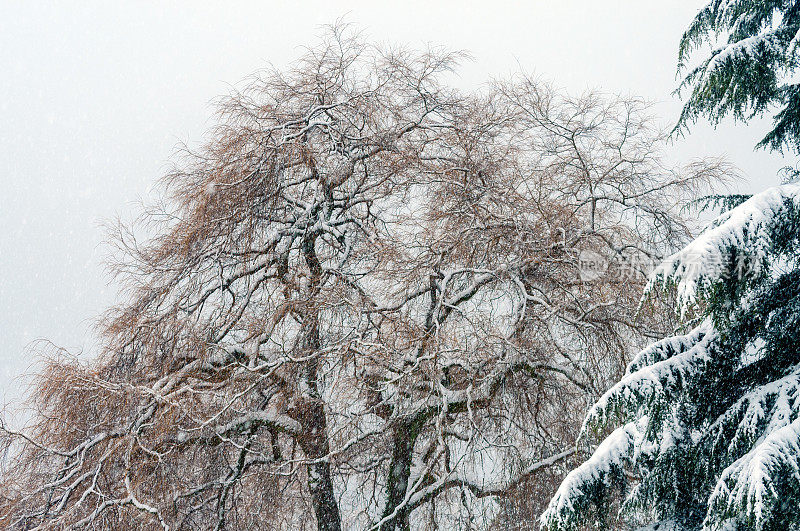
0, 26, 728, 531
363, 79, 725, 530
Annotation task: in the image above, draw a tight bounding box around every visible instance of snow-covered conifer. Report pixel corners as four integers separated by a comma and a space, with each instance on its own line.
542, 182, 800, 530
676, 0, 800, 152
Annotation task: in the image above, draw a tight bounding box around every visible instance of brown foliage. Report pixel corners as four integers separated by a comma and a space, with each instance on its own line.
0, 25, 730, 531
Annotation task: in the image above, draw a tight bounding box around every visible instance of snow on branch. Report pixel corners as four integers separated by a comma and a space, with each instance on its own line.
706, 364, 800, 462
580, 320, 715, 438
649, 183, 800, 311
706, 416, 800, 529
541, 419, 646, 530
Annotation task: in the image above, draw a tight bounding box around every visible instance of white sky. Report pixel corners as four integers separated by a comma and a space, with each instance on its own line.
0, 1, 793, 405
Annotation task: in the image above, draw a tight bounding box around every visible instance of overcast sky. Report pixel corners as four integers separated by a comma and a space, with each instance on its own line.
0, 1, 793, 405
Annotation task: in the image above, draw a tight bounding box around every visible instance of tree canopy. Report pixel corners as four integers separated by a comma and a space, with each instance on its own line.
676, 0, 800, 153
543, 2, 800, 529
542, 183, 800, 530
0, 27, 723, 531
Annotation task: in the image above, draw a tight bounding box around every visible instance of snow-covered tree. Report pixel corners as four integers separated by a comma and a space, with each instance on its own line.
0, 27, 723, 531
676, 0, 800, 152
543, 3, 800, 529
541, 181, 800, 529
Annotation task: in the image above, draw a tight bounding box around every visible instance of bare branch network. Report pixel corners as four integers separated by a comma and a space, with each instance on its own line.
0, 26, 730, 531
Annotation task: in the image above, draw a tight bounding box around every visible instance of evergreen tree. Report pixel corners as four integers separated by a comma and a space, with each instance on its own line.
675, 0, 800, 153
541, 182, 800, 529
543, 3, 800, 528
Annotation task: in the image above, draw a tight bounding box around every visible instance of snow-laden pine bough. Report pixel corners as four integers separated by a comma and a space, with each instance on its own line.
542, 183, 800, 530
0, 26, 727, 531
675, 0, 800, 154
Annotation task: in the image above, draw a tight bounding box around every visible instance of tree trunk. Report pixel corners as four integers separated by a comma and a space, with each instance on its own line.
308, 460, 341, 531
380, 417, 424, 531
297, 400, 341, 531
296, 234, 342, 531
